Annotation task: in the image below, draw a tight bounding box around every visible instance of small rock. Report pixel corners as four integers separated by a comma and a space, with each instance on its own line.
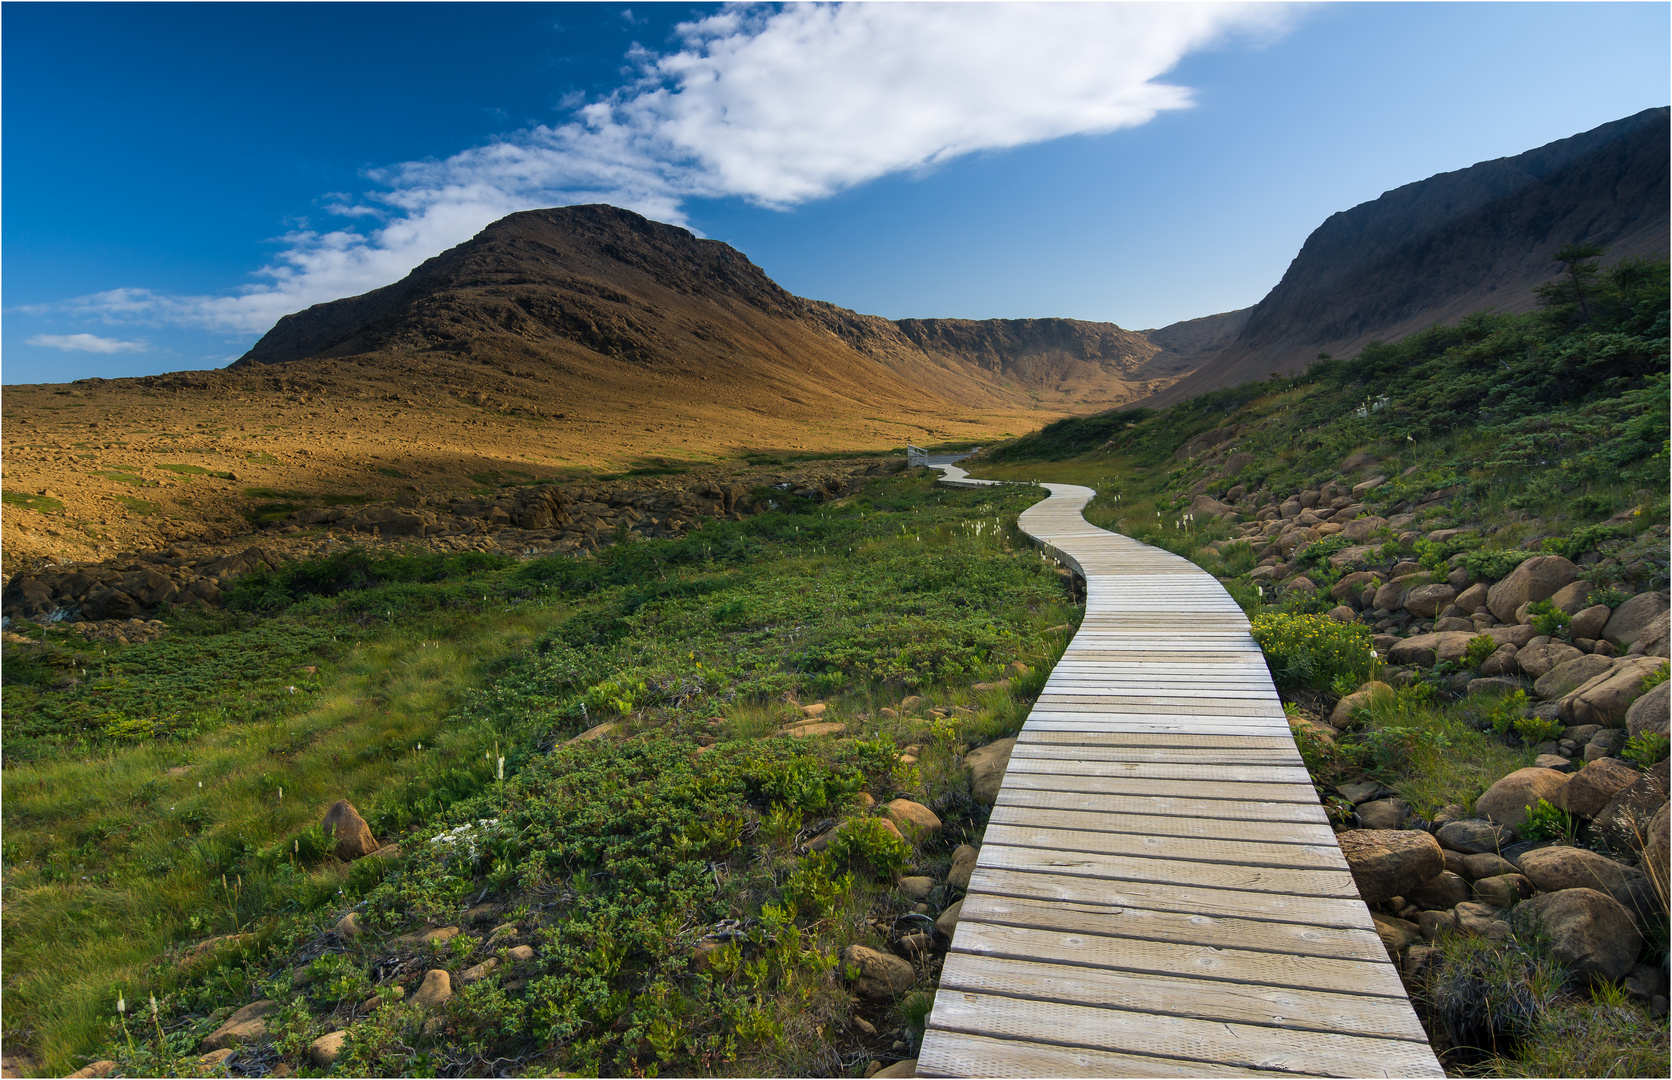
1336, 779, 1386, 804
1626, 680, 1670, 738
321, 800, 378, 860
1602, 591, 1671, 648
457, 958, 499, 985
1625, 963, 1669, 1001
1516, 846, 1658, 920
801, 702, 828, 718
1436, 818, 1513, 855
411, 969, 451, 1009
896, 932, 933, 955
334, 912, 363, 939
1583, 728, 1630, 761
202, 1000, 278, 1052
1356, 798, 1407, 830
1336, 830, 1443, 905
840, 944, 915, 999
1532, 754, 1572, 771
785, 721, 847, 738
875, 1060, 918, 1079
1403, 944, 1440, 981
946, 844, 979, 891
884, 799, 942, 837
66, 1063, 119, 1079
308, 1030, 348, 1069
1459, 852, 1518, 880
1406, 871, 1469, 910
197, 1048, 236, 1067
508, 944, 535, 961
964, 737, 1016, 805
1416, 909, 1457, 942
1454, 901, 1513, 942
1472, 873, 1533, 907
936, 898, 964, 938
564, 721, 620, 745
1372, 913, 1421, 954
897, 876, 934, 900
1329, 683, 1393, 728
1512, 888, 1642, 983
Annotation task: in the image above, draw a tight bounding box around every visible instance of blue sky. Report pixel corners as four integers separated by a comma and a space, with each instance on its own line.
4, 1, 1667, 385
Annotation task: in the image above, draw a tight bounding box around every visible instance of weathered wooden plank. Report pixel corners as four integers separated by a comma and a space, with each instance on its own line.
1000, 757, 1313, 784
926, 992, 1443, 1077
980, 823, 1348, 871
916, 1030, 1299, 1078
937, 952, 1427, 1040
996, 773, 1320, 804
975, 843, 1362, 897
995, 787, 1333, 825
955, 893, 1389, 965
987, 804, 1335, 845
1010, 744, 1303, 766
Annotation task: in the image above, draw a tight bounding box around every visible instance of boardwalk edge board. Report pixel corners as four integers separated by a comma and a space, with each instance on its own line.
916, 459, 1443, 1078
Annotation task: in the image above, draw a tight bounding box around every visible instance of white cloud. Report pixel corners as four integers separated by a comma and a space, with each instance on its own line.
72, 1, 1293, 337
26, 332, 149, 354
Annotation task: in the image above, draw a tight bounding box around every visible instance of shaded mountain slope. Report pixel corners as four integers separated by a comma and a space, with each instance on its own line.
1141, 107, 1670, 407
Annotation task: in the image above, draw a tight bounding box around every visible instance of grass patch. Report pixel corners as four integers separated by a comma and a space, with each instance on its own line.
155, 463, 235, 480
2, 490, 64, 514
109, 495, 159, 516
245, 451, 278, 464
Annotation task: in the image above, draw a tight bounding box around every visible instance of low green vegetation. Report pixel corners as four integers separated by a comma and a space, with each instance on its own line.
2, 473, 1077, 1076
2, 491, 64, 514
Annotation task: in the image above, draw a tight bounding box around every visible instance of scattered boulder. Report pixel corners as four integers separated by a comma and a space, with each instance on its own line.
1474, 768, 1570, 832
1626, 680, 1670, 738
321, 800, 378, 861
1336, 829, 1444, 905
1372, 913, 1422, 954
947, 844, 979, 891
1356, 798, 1407, 830
936, 898, 965, 938
840, 944, 915, 999
1603, 591, 1671, 648
202, 1000, 278, 1052
308, 1031, 348, 1069
1555, 758, 1641, 818
565, 721, 620, 745
1512, 889, 1642, 983
1645, 803, 1669, 901
457, 958, 500, 985
1516, 846, 1658, 918
897, 876, 934, 901
1533, 654, 1614, 701
1436, 819, 1514, 855
334, 912, 363, 939
1459, 853, 1519, 880
1472, 873, 1532, 907
1592, 766, 1670, 856
1404, 584, 1458, 619
507, 945, 535, 962
1406, 871, 1470, 910
1516, 642, 1583, 680
1571, 605, 1612, 641
1329, 682, 1393, 728
785, 721, 847, 738
964, 738, 1016, 805
411, 969, 452, 1009
1454, 901, 1513, 941
1486, 556, 1579, 623
1484, 624, 1541, 650
874, 1059, 918, 1078
1559, 656, 1670, 724
884, 799, 942, 837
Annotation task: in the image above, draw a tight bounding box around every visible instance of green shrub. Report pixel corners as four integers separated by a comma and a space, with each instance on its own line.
1525, 600, 1572, 638
1251, 612, 1377, 692
1514, 715, 1564, 745
1427, 931, 1562, 1066
826, 816, 913, 879
1642, 664, 1670, 692
1622, 732, 1670, 769
1587, 586, 1631, 609
1520, 798, 1577, 843
1465, 635, 1499, 670
1461, 549, 1534, 582
1542, 524, 1630, 560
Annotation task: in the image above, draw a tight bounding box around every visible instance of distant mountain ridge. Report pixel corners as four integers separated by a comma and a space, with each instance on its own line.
234, 205, 1222, 413
1140, 106, 1671, 407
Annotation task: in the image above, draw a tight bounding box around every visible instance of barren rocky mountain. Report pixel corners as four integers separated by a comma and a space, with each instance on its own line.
1143, 107, 1671, 407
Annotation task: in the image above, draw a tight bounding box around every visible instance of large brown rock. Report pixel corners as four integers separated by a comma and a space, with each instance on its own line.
1625, 680, 1670, 738
1404, 584, 1459, 618
1533, 654, 1615, 701
1515, 845, 1658, 919
1548, 581, 1596, 615
1487, 555, 1579, 623
1336, 829, 1444, 905
1516, 642, 1583, 680
1484, 624, 1540, 650
1406, 870, 1470, 910
964, 738, 1016, 805
947, 844, 979, 891
1570, 604, 1612, 641
884, 799, 943, 837
1591, 765, 1670, 855
1436, 819, 1513, 854
1331, 571, 1385, 602
1602, 591, 1671, 648
1329, 681, 1393, 728
1632, 610, 1671, 658
202, 1000, 277, 1052
1555, 758, 1642, 818
1645, 803, 1669, 902
1388, 632, 1475, 667
840, 944, 915, 999
1511, 889, 1642, 984
411, 969, 452, 1009
1558, 656, 1669, 724
1474, 768, 1570, 832
321, 800, 378, 860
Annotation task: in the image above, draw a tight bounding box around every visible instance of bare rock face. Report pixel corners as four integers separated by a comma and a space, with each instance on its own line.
1603, 591, 1671, 648
1336, 829, 1444, 905
1487, 556, 1579, 623
840, 944, 915, 999
1474, 768, 1570, 832
964, 737, 1017, 805
1626, 680, 1670, 738
1512, 888, 1642, 983
321, 800, 378, 860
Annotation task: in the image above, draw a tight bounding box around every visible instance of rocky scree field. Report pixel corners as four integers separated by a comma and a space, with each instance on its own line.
1, 470, 1083, 1078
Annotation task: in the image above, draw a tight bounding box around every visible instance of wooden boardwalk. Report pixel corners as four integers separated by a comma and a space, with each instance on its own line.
917, 467, 1442, 1078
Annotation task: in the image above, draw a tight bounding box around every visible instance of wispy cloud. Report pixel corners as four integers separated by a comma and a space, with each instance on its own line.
68, 2, 1293, 337
26, 332, 149, 354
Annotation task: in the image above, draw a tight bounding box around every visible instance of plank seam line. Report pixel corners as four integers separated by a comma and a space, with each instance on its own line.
923, 1022, 1339, 1078
966, 880, 1376, 930
966, 864, 1360, 900
984, 822, 1331, 846
983, 838, 1352, 870
948, 913, 1387, 964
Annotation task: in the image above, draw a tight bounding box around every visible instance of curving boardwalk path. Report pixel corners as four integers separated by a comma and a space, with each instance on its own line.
917, 464, 1443, 1078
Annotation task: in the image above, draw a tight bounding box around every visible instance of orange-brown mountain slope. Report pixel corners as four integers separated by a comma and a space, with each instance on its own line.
4, 205, 1211, 570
